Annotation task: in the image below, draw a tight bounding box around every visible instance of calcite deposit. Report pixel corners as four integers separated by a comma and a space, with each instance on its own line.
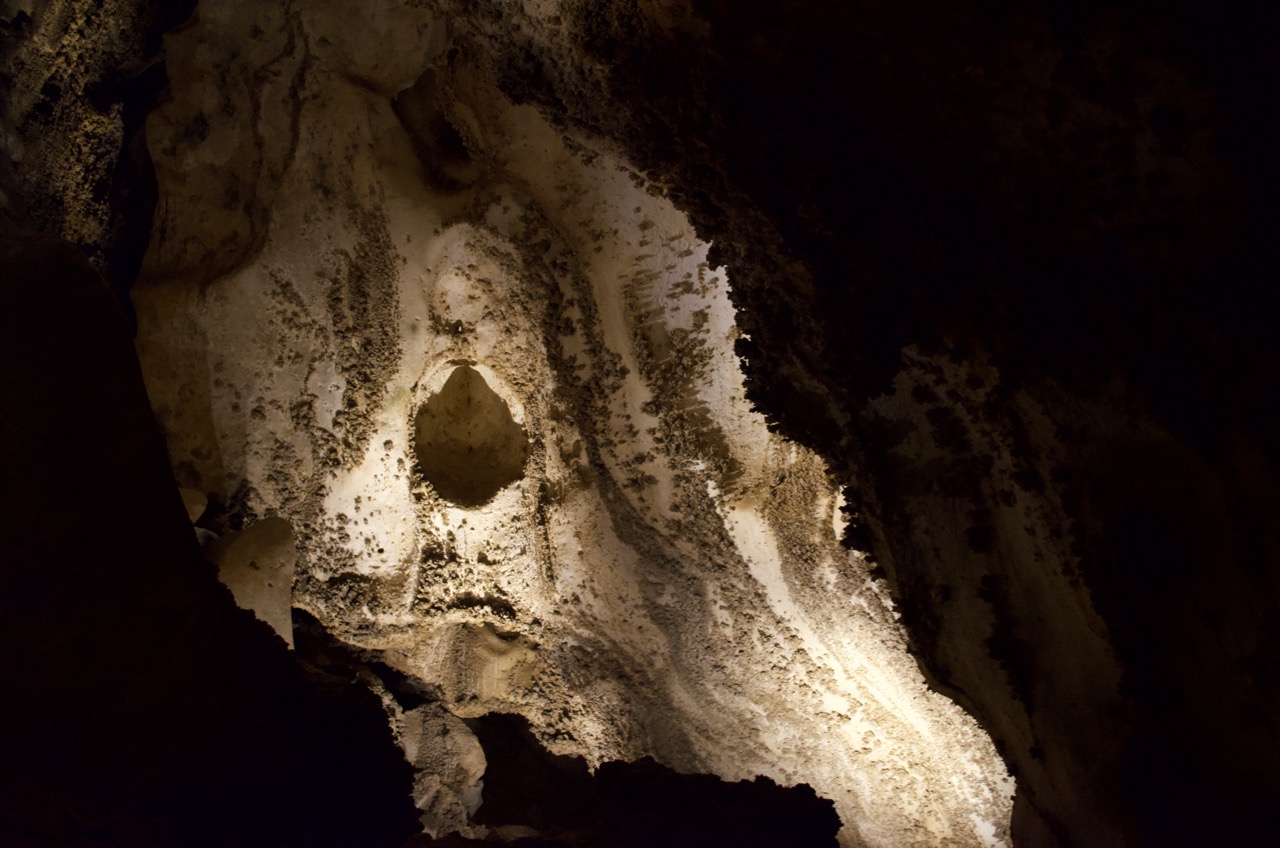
132, 0, 1012, 845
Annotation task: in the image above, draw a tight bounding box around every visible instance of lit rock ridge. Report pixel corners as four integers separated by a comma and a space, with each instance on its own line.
131, 1, 1013, 845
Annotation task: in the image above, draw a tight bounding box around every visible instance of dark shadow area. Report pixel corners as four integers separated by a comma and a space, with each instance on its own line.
393, 66, 482, 193
415, 365, 530, 507
469, 2, 1280, 843
0, 227, 419, 848
6, 0, 1280, 844
454, 713, 841, 848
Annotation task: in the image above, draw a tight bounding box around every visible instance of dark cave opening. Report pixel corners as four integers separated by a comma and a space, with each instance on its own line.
414, 365, 529, 507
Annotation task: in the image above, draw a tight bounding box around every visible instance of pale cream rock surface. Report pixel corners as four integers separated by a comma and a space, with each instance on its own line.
133, 1, 1014, 845
211, 516, 297, 648
179, 487, 208, 523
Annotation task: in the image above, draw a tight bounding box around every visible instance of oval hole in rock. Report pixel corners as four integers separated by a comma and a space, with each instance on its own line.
414, 365, 529, 506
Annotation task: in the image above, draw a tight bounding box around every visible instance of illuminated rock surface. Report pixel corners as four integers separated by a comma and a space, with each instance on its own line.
132, 1, 1011, 845
4, 0, 1279, 846
212, 516, 298, 647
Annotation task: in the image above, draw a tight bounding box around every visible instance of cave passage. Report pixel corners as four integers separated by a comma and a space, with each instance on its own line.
414, 365, 529, 506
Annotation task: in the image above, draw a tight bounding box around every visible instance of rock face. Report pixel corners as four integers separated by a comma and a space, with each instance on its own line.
429, 3, 1280, 846
212, 516, 298, 647
0, 224, 419, 847
402, 703, 488, 839
0, 0, 193, 301
5, 0, 1278, 846
132, 0, 1012, 845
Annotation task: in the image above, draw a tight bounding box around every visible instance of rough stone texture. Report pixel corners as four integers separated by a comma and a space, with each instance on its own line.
0, 0, 192, 302
401, 703, 488, 839
132, 1, 1013, 846
6, 0, 1278, 846
0, 223, 419, 846
427, 1, 1280, 845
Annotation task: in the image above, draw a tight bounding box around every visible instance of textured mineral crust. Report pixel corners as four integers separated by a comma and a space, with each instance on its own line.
132, 1, 1013, 845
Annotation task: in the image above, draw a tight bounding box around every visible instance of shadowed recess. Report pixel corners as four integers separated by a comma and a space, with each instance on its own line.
414, 365, 529, 506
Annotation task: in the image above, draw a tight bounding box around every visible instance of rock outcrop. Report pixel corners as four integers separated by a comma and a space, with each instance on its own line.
430, 2, 1280, 845
0, 224, 419, 847
131, 1, 1013, 846
4, 1, 1278, 846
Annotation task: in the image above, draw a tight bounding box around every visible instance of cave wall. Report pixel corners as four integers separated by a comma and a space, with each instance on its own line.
129, 1, 1012, 844
4, 1, 1278, 846
0, 224, 420, 846
0, 0, 193, 301
1, 3, 420, 845
426, 1, 1280, 845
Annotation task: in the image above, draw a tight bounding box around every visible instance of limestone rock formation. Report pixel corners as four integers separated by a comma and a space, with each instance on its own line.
431, 3, 1280, 845
400, 703, 487, 839
132, 1, 1012, 845
5, 0, 1278, 846
0, 222, 419, 848
212, 516, 298, 647
0, 0, 192, 300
